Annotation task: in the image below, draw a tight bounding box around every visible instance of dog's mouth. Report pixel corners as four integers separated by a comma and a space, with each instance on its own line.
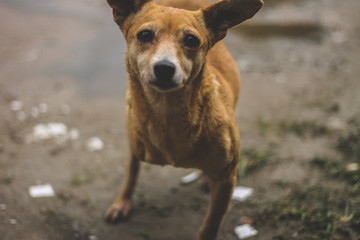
149, 79, 181, 91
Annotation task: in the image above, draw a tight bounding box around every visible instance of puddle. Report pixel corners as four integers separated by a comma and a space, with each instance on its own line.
234, 22, 325, 41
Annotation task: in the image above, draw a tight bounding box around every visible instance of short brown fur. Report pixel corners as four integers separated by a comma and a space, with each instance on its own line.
104, 0, 263, 239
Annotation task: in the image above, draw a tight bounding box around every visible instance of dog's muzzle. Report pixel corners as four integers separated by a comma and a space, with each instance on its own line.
150, 60, 179, 91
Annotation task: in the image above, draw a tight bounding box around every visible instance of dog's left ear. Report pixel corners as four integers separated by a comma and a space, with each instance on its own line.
202, 0, 263, 46
107, 0, 153, 29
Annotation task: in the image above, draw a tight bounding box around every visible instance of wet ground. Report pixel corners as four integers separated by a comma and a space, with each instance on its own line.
1, 0, 360, 239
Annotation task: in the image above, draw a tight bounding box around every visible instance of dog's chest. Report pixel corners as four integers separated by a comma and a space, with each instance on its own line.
144, 116, 199, 166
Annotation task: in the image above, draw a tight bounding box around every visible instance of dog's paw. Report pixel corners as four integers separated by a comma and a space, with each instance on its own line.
104, 200, 131, 224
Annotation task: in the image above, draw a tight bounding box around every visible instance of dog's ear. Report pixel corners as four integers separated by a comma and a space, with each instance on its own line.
202, 0, 263, 45
107, 0, 153, 28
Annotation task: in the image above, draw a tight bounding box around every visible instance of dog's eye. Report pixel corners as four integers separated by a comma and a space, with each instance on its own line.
183, 34, 200, 48
137, 30, 155, 43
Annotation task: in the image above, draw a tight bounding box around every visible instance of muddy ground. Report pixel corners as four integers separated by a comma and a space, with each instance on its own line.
1, 0, 360, 239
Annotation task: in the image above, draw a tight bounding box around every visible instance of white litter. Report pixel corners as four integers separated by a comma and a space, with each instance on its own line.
10, 101, 23, 111
87, 137, 104, 152
34, 123, 67, 140
181, 171, 201, 185
29, 184, 55, 198
234, 224, 258, 239
232, 186, 253, 201
27, 123, 80, 144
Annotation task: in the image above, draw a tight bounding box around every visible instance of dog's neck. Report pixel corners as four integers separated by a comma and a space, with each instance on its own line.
127, 64, 217, 120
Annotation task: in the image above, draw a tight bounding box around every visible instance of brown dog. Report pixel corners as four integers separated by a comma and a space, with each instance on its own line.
104, 0, 263, 239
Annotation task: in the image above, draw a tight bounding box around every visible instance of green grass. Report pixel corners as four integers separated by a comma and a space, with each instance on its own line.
256, 186, 360, 240
138, 229, 153, 240
70, 169, 94, 186
311, 157, 360, 193
1, 172, 14, 184
180, 195, 207, 212
252, 116, 360, 239
336, 117, 360, 160
257, 119, 332, 138
311, 116, 360, 193
239, 148, 271, 177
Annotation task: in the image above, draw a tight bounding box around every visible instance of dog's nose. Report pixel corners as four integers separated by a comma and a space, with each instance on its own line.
154, 60, 176, 81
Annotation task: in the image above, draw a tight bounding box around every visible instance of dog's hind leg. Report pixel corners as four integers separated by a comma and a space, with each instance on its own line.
105, 153, 140, 223
198, 163, 238, 240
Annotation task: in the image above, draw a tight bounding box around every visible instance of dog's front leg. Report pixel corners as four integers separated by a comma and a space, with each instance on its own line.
105, 153, 140, 223
198, 165, 238, 240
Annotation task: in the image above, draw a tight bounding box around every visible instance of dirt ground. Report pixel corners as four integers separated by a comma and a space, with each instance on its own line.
1, 0, 360, 239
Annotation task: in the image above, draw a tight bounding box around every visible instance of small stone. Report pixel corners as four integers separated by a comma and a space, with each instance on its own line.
25, 48, 39, 62
87, 137, 104, 152
346, 163, 359, 172
327, 118, 346, 131
39, 103, 48, 113
69, 129, 80, 140
10, 219, 17, 225
31, 107, 40, 118
10, 101, 23, 111
0, 204, 7, 210
61, 105, 71, 115
16, 111, 27, 121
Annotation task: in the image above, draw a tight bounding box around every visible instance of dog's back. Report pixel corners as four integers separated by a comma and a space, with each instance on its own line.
158, 0, 241, 107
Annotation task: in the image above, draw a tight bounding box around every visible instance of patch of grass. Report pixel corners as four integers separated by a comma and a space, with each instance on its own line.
336, 117, 360, 160
257, 118, 273, 136
256, 186, 360, 240
311, 116, 360, 194
135, 193, 173, 218
138, 229, 153, 240
70, 169, 94, 186
149, 204, 172, 218
239, 148, 271, 177
311, 157, 360, 193
278, 120, 331, 138
180, 196, 207, 212
40, 207, 58, 216
1, 172, 14, 184
257, 119, 332, 138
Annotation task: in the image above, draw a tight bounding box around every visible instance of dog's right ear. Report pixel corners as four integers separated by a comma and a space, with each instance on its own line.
107, 0, 153, 29
202, 0, 263, 46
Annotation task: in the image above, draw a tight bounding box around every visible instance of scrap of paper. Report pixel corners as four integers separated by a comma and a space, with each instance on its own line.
180, 171, 201, 185
234, 224, 258, 239
29, 184, 55, 198
232, 186, 253, 201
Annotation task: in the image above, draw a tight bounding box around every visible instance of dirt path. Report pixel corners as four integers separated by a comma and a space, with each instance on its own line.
1, 0, 359, 239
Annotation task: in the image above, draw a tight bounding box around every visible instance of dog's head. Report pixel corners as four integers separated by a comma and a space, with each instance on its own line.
107, 0, 263, 92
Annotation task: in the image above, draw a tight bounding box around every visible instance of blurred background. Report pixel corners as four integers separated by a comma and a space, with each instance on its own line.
1, 0, 359, 239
